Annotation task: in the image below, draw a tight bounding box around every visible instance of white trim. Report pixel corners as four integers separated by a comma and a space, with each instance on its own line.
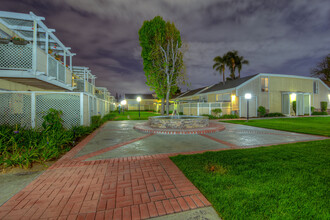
80, 93, 84, 125
5, 25, 55, 32
31, 92, 36, 128
0, 11, 45, 20
0, 70, 73, 90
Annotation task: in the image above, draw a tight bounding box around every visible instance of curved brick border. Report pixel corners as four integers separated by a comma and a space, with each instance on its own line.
134, 122, 225, 135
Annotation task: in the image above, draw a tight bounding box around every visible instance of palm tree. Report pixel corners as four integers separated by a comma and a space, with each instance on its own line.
213, 56, 226, 84
224, 50, 238, 80
236, 55, 249, 79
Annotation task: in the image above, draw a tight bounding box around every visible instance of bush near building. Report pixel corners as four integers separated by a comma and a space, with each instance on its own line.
0, 109, 115, 169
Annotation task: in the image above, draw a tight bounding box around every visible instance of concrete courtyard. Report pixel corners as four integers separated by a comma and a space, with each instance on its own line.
0, 121, 325, 219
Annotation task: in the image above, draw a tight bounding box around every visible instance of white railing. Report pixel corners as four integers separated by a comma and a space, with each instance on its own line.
0, 43, 32, 70
0, 43, 72, 87
47, 54, 66, 83
178, 102, 232, 115
73, 79, 95, 95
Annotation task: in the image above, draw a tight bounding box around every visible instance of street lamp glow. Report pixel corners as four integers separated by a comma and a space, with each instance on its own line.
290, 93, 296, 102
137, 96, 141, 102
121, 100, 126, 105
245, 93, 252, 99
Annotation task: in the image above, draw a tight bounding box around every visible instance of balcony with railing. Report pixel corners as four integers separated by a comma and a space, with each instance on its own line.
73, 79, 95, 95
95, 87, 111, 101
72, 66, 96, 95
0, 11, 75, 90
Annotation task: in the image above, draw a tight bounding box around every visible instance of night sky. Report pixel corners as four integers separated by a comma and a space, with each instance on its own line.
2, 0, 329, 96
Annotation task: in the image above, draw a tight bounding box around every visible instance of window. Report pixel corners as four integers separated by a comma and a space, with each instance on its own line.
199, 95, 207, 102
313, 81, 318, 94
261, 77, 268, 92
216, 93, 230, 102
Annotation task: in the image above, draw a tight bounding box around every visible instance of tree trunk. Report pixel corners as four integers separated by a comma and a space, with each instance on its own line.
223, 71, 225, 85
166, 90, 170, 115
161, 98, 165, 115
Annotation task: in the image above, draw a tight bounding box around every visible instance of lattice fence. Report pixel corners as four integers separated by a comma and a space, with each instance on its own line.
35, 93, 80, 129
0, 92, 112, 129
0, 44, 32, 70
0, 93, 32, 127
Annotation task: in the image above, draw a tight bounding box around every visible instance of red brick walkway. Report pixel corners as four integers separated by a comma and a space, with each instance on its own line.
0, 126, 212, 220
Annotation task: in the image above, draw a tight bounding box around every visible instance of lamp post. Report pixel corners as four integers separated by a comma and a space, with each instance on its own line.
137, 96, 141, 118
121, 100, 126, 114
245, 93, 252, 121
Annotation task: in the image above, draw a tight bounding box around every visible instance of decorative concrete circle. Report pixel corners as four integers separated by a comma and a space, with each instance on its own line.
149, 115, 209, 129
134, 121, 225, 135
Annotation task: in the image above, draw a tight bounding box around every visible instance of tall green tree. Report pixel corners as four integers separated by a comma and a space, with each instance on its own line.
213, 56, 226, 84
311, 54, 330, 86
139, 16, 186, 115
236, 55, 249, 79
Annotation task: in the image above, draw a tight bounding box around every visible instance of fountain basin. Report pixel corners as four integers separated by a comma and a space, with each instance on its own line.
149, 115, 209, 129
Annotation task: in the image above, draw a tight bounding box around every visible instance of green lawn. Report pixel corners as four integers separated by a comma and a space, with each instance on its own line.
109, 111, 160, 120
171, 140, 330, 219
220, 117, 330, 137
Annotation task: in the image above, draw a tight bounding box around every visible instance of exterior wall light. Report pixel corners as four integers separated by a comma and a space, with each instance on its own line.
231, 95, 236, 102
290, 93, 296, 102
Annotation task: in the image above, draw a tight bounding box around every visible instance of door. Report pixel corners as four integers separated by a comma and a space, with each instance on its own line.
282, 94, 290, 115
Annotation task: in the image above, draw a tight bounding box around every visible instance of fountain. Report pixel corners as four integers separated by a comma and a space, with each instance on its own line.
134, 110, 225, 135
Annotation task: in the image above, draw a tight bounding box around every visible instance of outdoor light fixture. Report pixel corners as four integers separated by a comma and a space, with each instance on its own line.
245, 93, 252, 100
290, 93, 296, 102
137, 96, 141, 118
121, 100, 127, 114
231, 95, 236, 102
245, 93, 252, 121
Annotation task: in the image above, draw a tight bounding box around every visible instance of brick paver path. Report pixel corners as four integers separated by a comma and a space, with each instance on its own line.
0, 125, 212, 220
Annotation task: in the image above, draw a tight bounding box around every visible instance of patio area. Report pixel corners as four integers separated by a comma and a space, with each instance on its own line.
0, 121, 326, 219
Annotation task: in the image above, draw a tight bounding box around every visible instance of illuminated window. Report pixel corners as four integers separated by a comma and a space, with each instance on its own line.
216, 93, 230, 101
261, 77, 268, 92
313, 81, 318, 94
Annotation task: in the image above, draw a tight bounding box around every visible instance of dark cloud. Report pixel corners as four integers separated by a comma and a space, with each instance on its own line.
1, 0, 330, 95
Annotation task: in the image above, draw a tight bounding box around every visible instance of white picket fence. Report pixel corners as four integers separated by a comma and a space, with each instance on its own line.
174, 102, 233, 115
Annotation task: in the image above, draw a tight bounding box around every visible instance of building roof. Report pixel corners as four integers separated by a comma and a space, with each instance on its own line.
125, 93, 155, 100
200, 74, 257, 94
176, 87, 208, 99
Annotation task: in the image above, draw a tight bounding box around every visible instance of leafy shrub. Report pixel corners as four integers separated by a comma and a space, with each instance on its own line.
320, 102, 328, 112
42, 108, 64, 132
292, 101, 296, 115
212, 108, 222, 117
219, 114, 239, 119
264, 112, 285, 117
0, 111, 115, 169
201, 114, 219, 119
91, 115, 102, 127
312, 111, 328, 115
257, 106, 266, 117
311, 106, 315, 113
179, 112, 184, 115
